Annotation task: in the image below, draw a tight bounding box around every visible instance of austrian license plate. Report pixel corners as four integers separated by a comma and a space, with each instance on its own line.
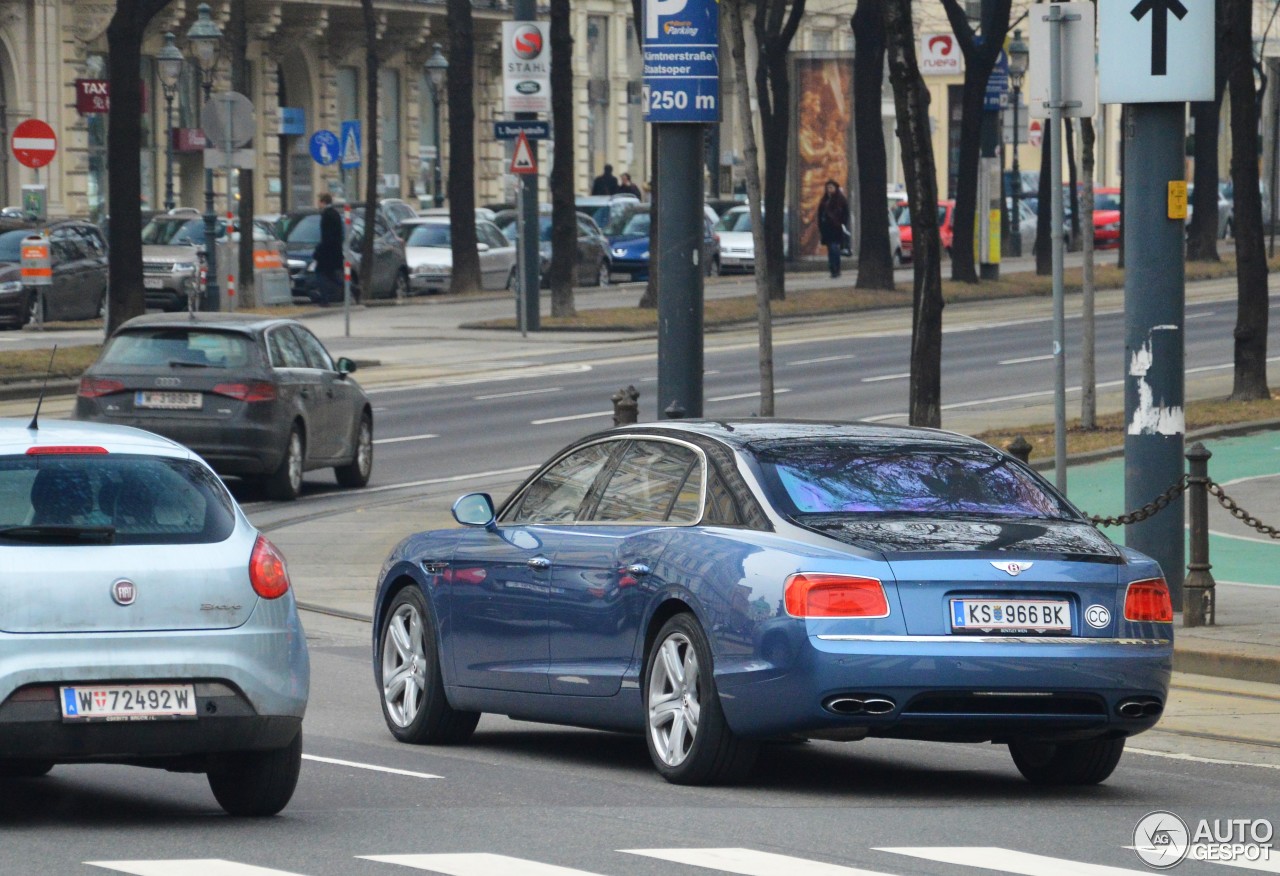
135, 390, 201, 410
950, 598, 1071, 635
143, 277, 164, 289
60, 683, 197, 721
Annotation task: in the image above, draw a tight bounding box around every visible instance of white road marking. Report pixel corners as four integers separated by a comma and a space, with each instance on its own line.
374, 433, 438, 445
88, 862, 306, 876
1186, 311, 1216, 319
623, 847, 897, 875
302, 753, 441, 779
877, 847, 1148, 875
531, 410, 613, 425
1129, 746, 1280, 771
362, 853, 609, 875
474, 387, 562, 400
999, 354, 1054, 365
1122, 848, 1280, 873
708, 388, 791, 402
790, 354, 857, 365
861, 372, 910, 383
366, 363, 591, 395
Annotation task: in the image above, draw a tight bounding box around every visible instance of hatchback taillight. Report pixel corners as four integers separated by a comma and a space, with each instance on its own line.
1124, 578, 1173, 623
213, 381, 277, 402
78, 377, 125, 398
249, 535, 291, 599
784, 573, 889, 618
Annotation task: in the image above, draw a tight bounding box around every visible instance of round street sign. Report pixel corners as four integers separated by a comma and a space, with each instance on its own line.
1028, 119, 1043, 149
201, 91, 255, 150
11, 119, 57, 169
309, 130, 340, 166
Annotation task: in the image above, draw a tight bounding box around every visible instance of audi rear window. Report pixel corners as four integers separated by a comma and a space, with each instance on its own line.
99, 329, 256, 369
0, 454, 236, 544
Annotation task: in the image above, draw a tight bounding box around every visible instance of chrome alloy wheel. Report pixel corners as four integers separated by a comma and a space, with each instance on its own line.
381, 601, 427, 727
354, 418, 373, 479
647, 631, 702, 767
285, 430, 304, 495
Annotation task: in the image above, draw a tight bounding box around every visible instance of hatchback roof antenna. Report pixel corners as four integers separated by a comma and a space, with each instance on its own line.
27, 345, 58, 431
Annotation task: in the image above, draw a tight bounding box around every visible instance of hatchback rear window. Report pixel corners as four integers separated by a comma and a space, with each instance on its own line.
0, 454, 236, 544
753, 442, 1073, 519
99, 329, 256, 369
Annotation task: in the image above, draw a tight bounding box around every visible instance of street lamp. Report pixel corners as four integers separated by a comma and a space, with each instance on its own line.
185, 3, 222, 311
156, 32, 184, 213
425, 44, 448, 209
1007, 29, 1029, 258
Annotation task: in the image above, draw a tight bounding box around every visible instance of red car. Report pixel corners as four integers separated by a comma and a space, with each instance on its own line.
897, 200, 955, 262
1092, 187, 1121, 249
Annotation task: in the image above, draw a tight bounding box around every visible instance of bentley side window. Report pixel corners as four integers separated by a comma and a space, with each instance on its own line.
592, 440, 702, 523
507, 442, 614, 524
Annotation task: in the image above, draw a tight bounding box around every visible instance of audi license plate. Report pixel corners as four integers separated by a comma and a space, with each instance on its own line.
136, 390, 201, 410
60, 683, 197, 721
143, 277, 164, 289
950, 598, 1071, 635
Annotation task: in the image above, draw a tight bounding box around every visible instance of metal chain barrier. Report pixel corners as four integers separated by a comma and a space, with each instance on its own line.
1087, 475, 1188, 527
1207, 481, 1280, 539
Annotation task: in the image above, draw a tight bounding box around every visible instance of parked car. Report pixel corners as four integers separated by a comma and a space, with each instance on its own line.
1186, 182, 1233, 239
0, 218, 109, 328
370, 420, 1172, 786
574, 194, 640, 231
0, 418, 309, 815
603, 203, 720, 281
73, 313, 373, 501
705, 197, 747, 219
397, 215, 517, 294
281, 207, 409, 301
493, 208, 613, 288
895, 200, 955, 262
141, 209, 283, 312
713, 205, 793, 273
1092, 187, 1121, 249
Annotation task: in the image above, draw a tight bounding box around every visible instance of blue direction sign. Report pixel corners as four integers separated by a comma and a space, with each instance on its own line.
642, 0, 719, 124
984, 50, 1010, 111
494, 120, 550, 140
309, 129, 339, 166
339, 119, 361, 169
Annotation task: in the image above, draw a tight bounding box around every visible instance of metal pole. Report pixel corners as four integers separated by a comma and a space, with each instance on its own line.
655, 123, 705, 419
1011, 84, 1022, 258
1183, 441, 1215, 627
514, 0, 539, 332
1123, 102, 1187, 607
201, 78, 220, 312
1048, 4, 1067, 490
432, 85, 444, 209
516, 182, 527, 337
1271, 58, 1279, 257
163, 90, 176, 212
343, 203, 352, 337
223, 92, 236, 312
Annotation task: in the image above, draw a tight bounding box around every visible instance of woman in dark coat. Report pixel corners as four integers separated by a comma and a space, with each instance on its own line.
817, 180, 850, 278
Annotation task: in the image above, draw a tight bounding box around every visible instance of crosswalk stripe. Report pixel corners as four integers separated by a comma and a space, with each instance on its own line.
621, 848, 899, 876
87, 862, 308, 876
361, 853, 610, 875
876, 847, 1150, 875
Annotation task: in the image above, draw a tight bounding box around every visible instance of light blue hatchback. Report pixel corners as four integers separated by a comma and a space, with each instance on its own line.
0, 417, 309, 816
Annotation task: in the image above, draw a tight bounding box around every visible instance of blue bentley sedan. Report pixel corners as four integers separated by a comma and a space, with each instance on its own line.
371, 421, 1173, 786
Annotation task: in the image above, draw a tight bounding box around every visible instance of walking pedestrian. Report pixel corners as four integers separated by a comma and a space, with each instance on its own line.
817, 180, 850, 278
618, 172, 642, 199
312, 193, 344, 306
591, 164, 619, 196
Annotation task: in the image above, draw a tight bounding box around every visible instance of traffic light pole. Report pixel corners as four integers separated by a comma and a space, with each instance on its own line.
515, 0, 540, 332
655, 123, 705, 420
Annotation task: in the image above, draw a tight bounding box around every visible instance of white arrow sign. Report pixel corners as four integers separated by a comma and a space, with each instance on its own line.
1098, 0, 1213, 103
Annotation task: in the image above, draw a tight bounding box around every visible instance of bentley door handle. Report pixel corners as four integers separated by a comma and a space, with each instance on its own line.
625, 563, 652, 577
527, 556, 552, 571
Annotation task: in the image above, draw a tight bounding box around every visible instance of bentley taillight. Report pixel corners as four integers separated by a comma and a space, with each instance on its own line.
784, 573, 889, 618
1124, 578, 1174, 623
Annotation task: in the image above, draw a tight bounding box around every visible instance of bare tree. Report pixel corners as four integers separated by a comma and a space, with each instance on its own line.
359, 0, 380, 300
548, 0, 576, 316
725, 0, 774, 414
447, 0, 481, 293
884, 0, 944, 428
1080, 118, 1097, 428
754, 0, 806, 302
106, 0, 174, 333
1034, 125, 1052, 275
1187, 0, 1228, 262
940, 0, 1012, 283
1224, 0, 1271, 400
230, 0, 256, 307
851, 0, 895, 290
630, 0, 659, 310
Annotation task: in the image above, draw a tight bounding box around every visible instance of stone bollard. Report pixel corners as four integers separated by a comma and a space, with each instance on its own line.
611, 385, 639, 426
1006, 435, 1033, 463
1183, 442, 1216, 627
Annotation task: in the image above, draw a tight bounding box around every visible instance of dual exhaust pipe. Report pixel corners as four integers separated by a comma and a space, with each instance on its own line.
1117, 697, 1164, 719
823, 694, 897, 716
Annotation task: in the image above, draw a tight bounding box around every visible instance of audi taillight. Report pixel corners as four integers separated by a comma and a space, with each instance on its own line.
249, 535, 291, 599
78, 377, 125, 398
1124, 578, 1173, 623
784, 573, 889, 618
213, 381, 277, 402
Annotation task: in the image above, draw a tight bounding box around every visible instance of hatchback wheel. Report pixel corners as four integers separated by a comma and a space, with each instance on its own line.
26, 293, 45, 327
335, 413, 373, 488
643, 613, 757, 785
506, 266, 517, 291
377, 587, 479, 744
1009, 736, 1125, 785
207, 729, 302, 816
0, 760, 53, 778
264, 425, 304, 501
392, 270, 409, 301
596, 259, 610, 287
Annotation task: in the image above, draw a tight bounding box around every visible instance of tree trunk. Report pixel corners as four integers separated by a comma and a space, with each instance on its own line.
106, 1, 174, 333
1065, 119, 1080, 252
548, 0, 576, 316
360, 0, 381, 300
1080, 118, 1097, 429
231, 0, 256, 308
884, 0, 943, 428
1035, 129, 1052, 275
630, 0, 658, 309
1225, 0, 1271, 400
1187, 5, 1229, 263
447, 0, 481, 294
851, 0, 894, 290
726, 0, 774, 415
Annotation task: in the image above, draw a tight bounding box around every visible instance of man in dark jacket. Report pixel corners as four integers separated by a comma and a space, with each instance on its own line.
313, 193, 344, 305
817, 180, 851, 278
591, 164, 619, 196
618, 172, 642, 199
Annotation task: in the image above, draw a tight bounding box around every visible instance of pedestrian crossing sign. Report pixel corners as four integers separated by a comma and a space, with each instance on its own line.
510, 131, 536, 175
340, 120, 361, 169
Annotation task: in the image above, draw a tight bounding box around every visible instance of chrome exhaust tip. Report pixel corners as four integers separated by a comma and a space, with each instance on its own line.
823, 695, 897, 716
1118, 697, 1163, 719
1142, 700, 1164, 718
861, 697, 897, 715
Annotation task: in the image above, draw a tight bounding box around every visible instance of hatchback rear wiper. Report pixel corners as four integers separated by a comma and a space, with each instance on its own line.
168, 360, 210, 368
0, 525, 116, 544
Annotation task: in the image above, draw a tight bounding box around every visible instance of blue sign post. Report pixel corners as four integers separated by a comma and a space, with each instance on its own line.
339, 120, 362, 169
309, 130, 339, 166
642, 0, 720, 123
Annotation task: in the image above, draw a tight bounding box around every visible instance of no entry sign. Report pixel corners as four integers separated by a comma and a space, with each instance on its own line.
12, 119, 57, 169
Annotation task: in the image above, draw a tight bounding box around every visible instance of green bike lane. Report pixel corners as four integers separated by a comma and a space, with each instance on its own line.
1065, 429, 1280, 587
